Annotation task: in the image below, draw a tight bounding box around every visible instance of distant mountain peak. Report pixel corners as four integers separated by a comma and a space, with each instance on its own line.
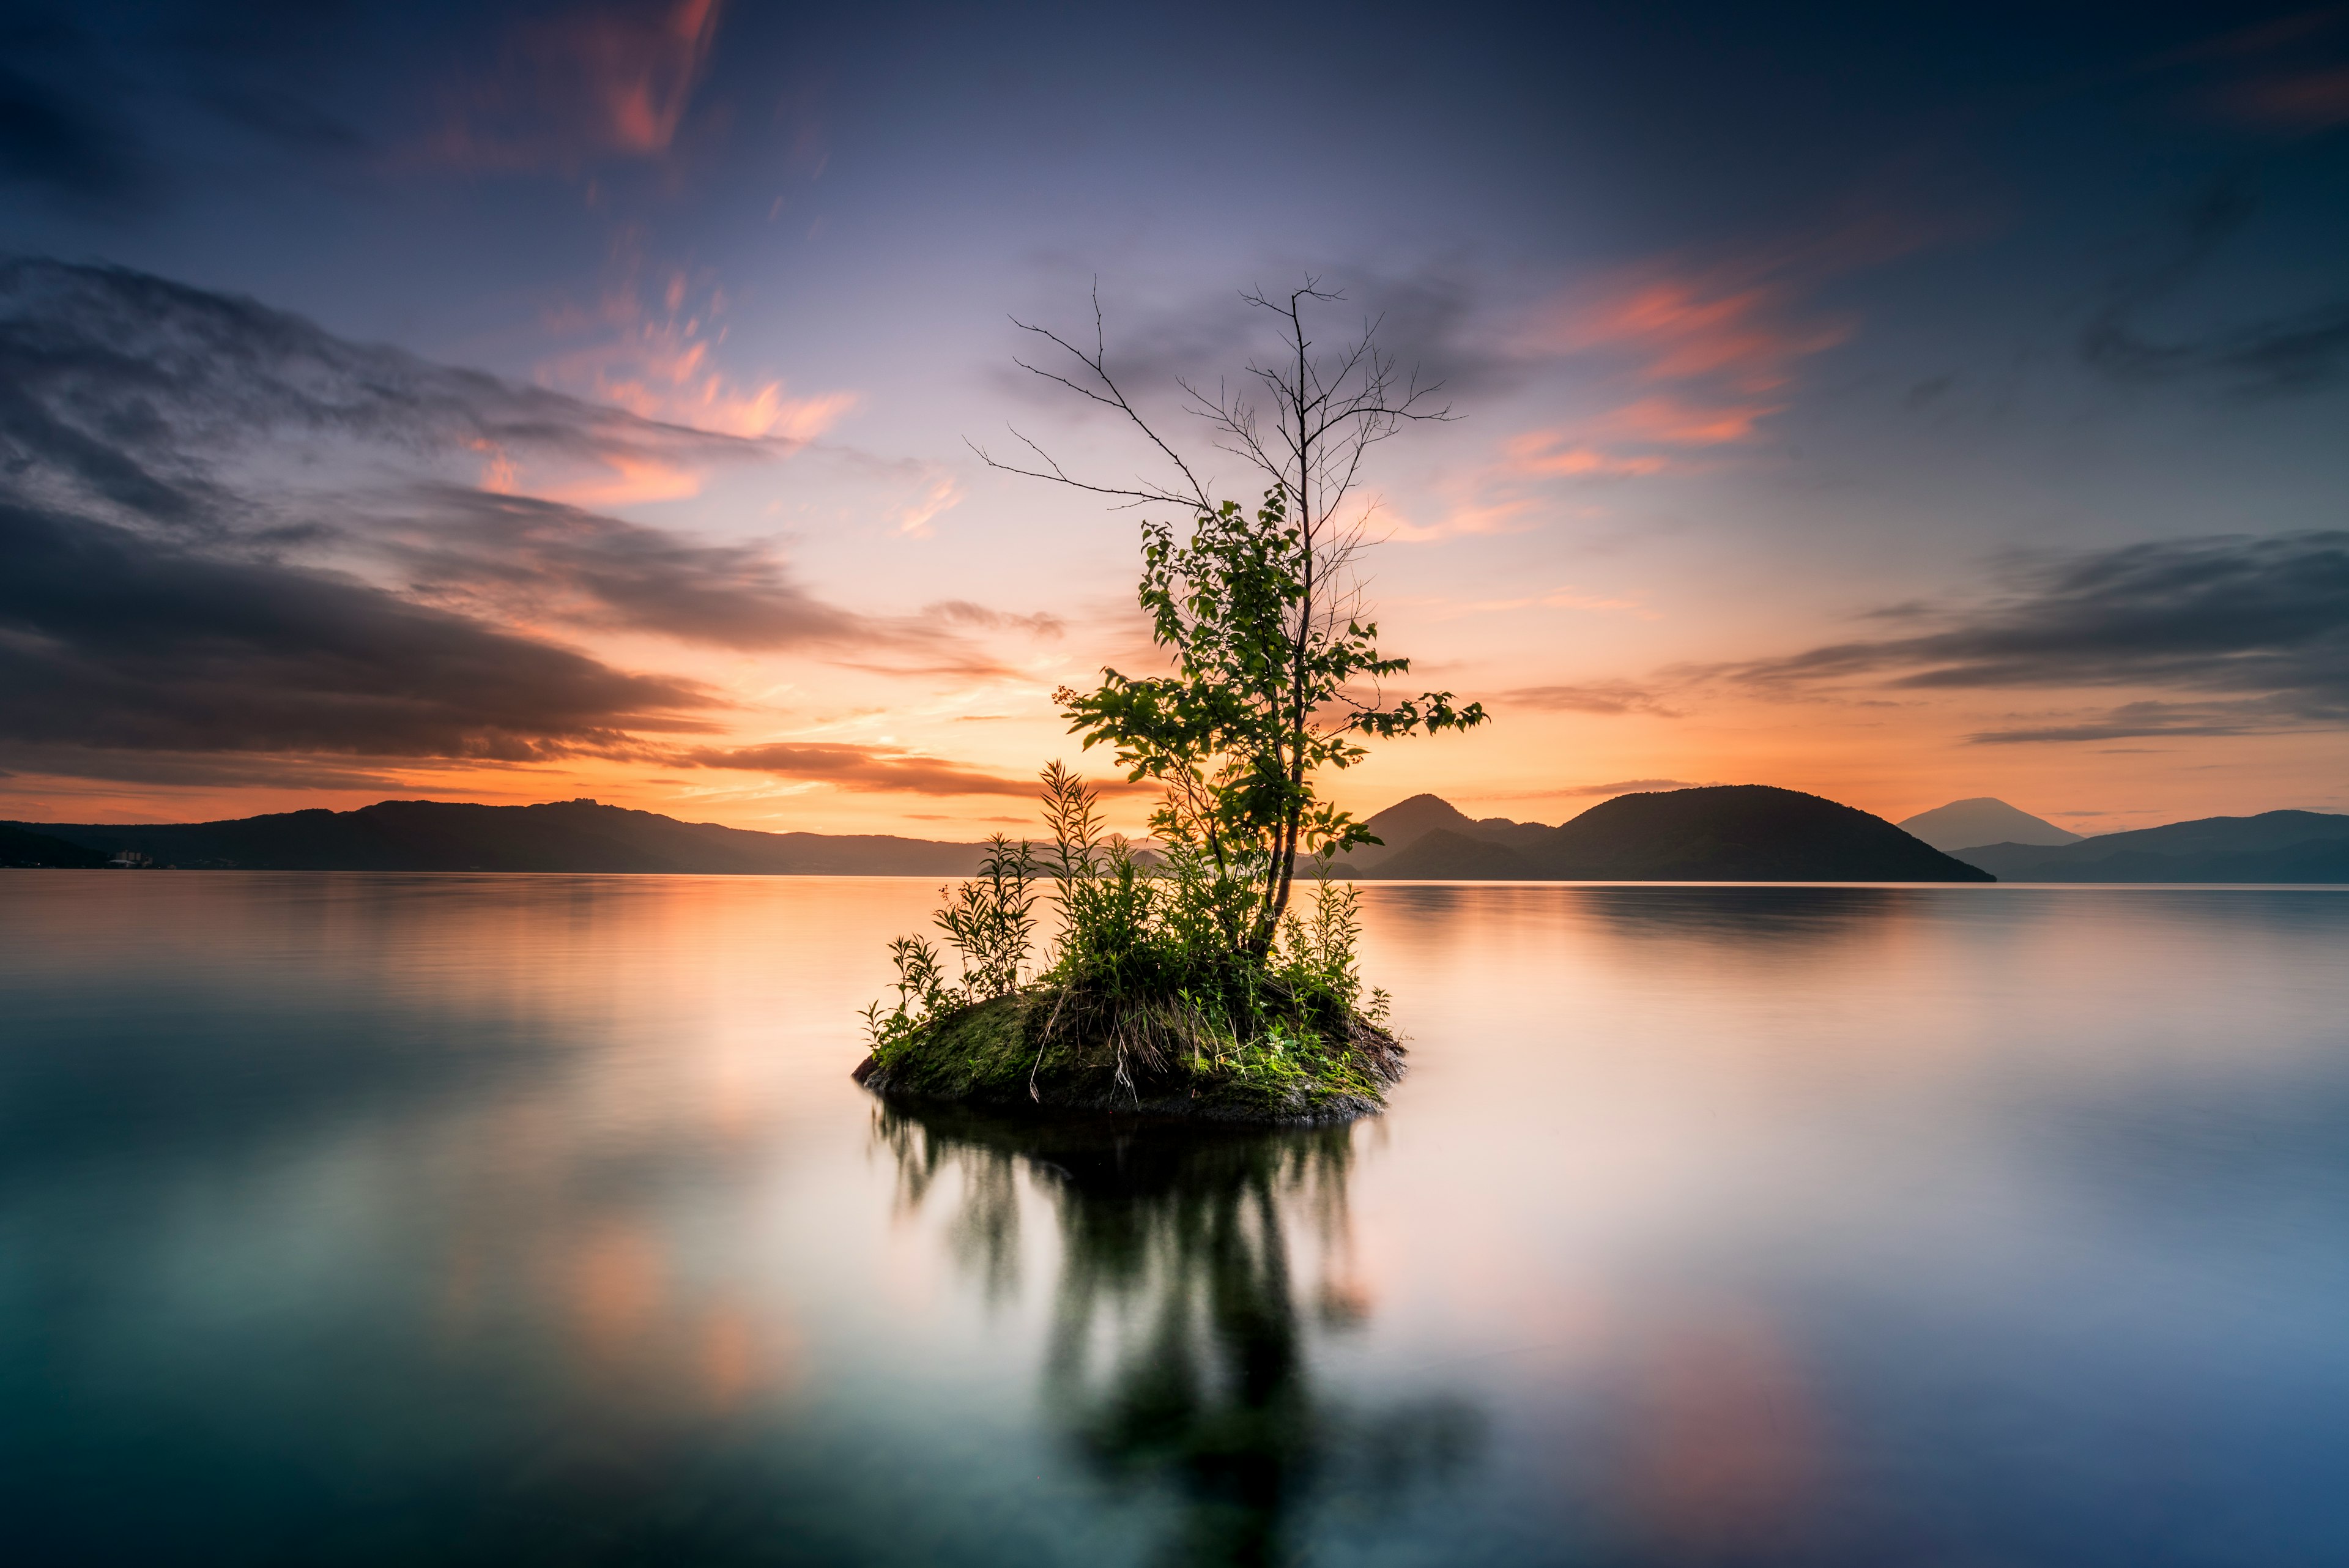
1899, 797, 2082, 852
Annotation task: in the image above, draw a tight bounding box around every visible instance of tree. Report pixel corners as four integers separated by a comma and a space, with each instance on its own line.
978, 281, 1486, 958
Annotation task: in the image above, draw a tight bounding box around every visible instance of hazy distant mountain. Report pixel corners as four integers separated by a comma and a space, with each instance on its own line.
1347, 785, 1992, 882
1953, 811, 2349, 883
1899, 798, 2082, 852
1359, 827, 1542, 880
10, 800, 987, 875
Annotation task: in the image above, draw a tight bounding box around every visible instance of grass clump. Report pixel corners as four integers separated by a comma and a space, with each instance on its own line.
855, 765, 1403, 1124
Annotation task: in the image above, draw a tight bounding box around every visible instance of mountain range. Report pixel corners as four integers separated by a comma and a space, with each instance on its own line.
7, 799, 989, 875
10, 786, 1983, 882
1948, 811, 2349, 883
1334, 791, 2349, 884
1329, 786, 1993, 882
9, 789, 2344, 882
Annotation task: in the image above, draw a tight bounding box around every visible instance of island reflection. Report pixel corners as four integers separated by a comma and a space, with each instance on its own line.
875, 1104, 1482, 1566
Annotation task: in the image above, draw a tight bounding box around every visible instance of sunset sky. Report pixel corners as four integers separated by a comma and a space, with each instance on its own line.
3, 1, 2345, 837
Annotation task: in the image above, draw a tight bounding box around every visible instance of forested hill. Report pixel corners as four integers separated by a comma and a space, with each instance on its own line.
8, 799, 988, 875
1337, 786, 1993, 882
0, 823, 108, 868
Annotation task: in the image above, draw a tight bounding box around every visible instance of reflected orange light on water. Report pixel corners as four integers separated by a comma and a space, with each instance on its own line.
1615, 1309, 1824, 1552
10, 871, 2348, 1562
568, 1219, 666, 1362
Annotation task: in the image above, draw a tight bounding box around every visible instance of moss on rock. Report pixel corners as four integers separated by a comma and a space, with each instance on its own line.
853, 987, 1403, 1125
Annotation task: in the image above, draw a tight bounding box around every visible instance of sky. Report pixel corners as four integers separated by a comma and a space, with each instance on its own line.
2, 0, 2345, 838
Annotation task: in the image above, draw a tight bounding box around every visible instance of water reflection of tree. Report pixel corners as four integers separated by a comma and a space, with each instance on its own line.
877, 1105, 1480, 1566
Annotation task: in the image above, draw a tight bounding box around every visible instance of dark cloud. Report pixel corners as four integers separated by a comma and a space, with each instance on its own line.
373, 496, 1062, 666
1968, 700, 2303, 745
1308, 264, 1496, 398
1497, 681, 1682, 717
1723, 532, 2349, 742
0, 255, 757, 516
0, 743, 415, 792
992, 280, 1261, 422
0, 256, 753, 770
0, 257, 1061, 665
2086, 290, 2349, 397
0, 256, 1045, 787
0, 500, 716, 763
380, 487, 871, 651
2081, 180, 2349, 396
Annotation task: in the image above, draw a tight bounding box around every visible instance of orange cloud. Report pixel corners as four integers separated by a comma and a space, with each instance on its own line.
1505, 429, 1671, 477
1382, 496, 1543, 543
1557, 275, 1849, 393
1507, 271, 1817, 472
467, 429, 711, 506
590, 363, 860, 442
466, 437, 521, 493
1545, 260, 1850, 391
892, 475, 966, 537
535, 270, 859, 449
538, 450, 706, 507
599, 0, 724, 152
1593, 395, 1781, 447
428, 0, 727, 171
1521, 209, 1964, 473
683, 741, 1037, 797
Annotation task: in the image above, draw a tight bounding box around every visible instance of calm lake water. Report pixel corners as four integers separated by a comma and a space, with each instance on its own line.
4, 873, 2348, 1566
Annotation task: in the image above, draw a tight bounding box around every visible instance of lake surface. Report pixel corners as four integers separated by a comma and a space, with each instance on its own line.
4, 873, 2347, 1566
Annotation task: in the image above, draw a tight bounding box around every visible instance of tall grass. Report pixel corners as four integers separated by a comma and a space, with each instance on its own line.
862, 764, 1390, 1100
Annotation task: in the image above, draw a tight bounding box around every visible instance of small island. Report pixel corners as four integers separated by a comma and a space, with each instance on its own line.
853, 765, 1413, 1124
856, 289, 1482, 1124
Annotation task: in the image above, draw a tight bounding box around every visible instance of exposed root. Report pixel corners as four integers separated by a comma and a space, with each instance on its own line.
863, 983, 1404, 1126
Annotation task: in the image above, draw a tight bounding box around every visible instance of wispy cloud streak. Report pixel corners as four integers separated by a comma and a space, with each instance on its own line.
2081, 179, 2349, 397
1716, 532, 2349, 741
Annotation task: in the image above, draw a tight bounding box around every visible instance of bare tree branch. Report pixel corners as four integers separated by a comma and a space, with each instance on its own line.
971, 281, 1217, 513
978, 277, 1474, 945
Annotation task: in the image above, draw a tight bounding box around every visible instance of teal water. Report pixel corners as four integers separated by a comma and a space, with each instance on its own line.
3, 873, 2347, 1566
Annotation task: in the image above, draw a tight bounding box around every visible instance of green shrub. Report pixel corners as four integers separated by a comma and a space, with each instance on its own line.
861, 764, 1393, 1110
